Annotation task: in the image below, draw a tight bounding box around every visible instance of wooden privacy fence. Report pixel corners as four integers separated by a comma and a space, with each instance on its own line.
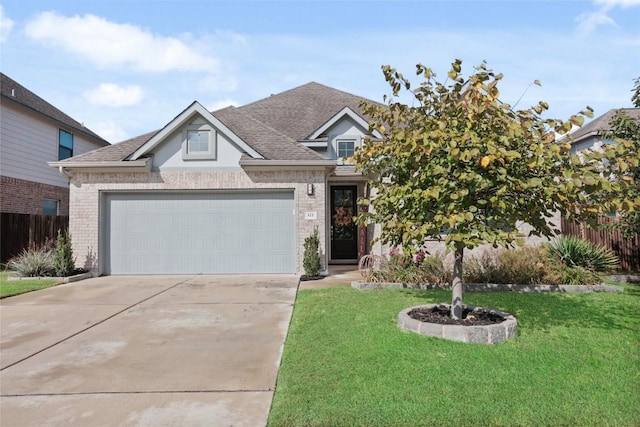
1, 213, 69, 263
561, 216, 639, 272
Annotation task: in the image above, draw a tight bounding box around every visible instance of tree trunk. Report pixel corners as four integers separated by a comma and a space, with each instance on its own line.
451, 246, 464, 320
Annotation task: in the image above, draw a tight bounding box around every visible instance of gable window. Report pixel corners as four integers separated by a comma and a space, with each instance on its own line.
187, 130, 210, 153
337, 139, 355, 159
182, 124, 217, 160
58, 130, 74, 160
42, 199, 59, 216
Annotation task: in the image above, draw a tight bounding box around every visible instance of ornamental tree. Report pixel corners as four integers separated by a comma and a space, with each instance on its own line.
354, 59, 631, 319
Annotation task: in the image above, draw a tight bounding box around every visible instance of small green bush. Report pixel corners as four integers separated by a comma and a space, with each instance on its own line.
7, 245, 55, 277
53, 229, 75, 277
303, 227, 321, 277
556, 265, 601, 286
366, 249, 450, 286
464, 246, 551, 284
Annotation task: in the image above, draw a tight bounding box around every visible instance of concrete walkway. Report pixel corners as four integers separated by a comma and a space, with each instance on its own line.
0, 274, 299, 427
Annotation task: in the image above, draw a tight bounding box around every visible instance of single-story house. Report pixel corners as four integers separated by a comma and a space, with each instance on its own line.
51, 82, 557, 275
50, 82, 386, 275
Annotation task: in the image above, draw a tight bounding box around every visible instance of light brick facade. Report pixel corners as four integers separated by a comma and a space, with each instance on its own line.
69, 169, 327, 274
0, 175, 69, 215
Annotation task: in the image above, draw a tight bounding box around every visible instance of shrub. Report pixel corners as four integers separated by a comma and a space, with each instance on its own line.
364, 242, 620, 286
7, 245, 55, 277
53, 229, 75, 277
463, 251, 499, 284
463, 246, 559, 285
545, 236, 619, 285
555, 265, 602, 286
364, 249, 450, 286
546, 236, 619, 272
303, 227, 321, 277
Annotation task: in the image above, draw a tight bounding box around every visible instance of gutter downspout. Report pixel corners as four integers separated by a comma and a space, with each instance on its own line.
58, 165, 73, 180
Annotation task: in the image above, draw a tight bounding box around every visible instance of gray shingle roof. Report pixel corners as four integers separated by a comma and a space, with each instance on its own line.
237, 82, 374, 142
60, 81, 378, 163
214, 106, 324, 161
570, 108, 640, 143
60, 130, 159, 163
1, 73, 109, 145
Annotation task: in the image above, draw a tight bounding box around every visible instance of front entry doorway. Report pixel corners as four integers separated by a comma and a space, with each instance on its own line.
330, 185, 358, 260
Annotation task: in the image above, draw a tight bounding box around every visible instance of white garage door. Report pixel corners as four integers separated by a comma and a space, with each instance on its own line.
103, 191, 295, 274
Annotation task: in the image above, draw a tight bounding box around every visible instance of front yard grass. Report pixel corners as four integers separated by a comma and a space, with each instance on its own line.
0, 271, 59, 298
269, 285, 640, 427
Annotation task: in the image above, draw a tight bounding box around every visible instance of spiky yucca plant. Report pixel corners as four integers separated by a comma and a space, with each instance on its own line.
7, 246, 55, 277
546, 236, 619, 273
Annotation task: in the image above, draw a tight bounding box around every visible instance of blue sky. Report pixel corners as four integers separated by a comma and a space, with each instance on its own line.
1, 0, 639, 143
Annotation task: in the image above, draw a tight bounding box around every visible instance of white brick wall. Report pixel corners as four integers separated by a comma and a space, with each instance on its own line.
70, 169, 327, 274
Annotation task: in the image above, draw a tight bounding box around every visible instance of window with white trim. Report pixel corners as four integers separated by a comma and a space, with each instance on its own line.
337, 139, 355, 160
182, 124, 217, 160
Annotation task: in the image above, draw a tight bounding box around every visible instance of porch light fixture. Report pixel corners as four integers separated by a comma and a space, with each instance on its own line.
307, 183, 314, 196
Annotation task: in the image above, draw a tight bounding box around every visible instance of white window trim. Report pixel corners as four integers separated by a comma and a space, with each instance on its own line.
334, 135, 361, 165
182, 123, 217, 160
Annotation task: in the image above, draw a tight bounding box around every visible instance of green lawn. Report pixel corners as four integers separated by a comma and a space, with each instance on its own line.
0, 271, 59, 298
269, 285, 640, 427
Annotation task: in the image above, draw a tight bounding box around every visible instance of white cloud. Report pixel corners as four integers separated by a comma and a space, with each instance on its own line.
0, 6, 15, 42
24, 12, 218, 72
577, 0, 640, 34
90, 121, 130, 143
83, 83, 144, 107
594, 0, 640, 7
207, 98, 240, 112
576, 10, 617, 34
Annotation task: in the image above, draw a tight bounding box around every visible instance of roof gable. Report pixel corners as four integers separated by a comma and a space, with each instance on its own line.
235, 82, 379, 142
129, 101, 263, 160
304, 106, 382, 141
50, 82, 380, 165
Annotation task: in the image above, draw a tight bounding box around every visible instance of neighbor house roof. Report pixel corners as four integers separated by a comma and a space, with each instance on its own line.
0, 73, 109, 145
570, 108, 640, 143
55, 82, 378, 164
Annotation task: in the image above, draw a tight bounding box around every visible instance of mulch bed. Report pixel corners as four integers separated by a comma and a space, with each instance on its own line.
300, 275, 323, 281
408, 304, 505, 326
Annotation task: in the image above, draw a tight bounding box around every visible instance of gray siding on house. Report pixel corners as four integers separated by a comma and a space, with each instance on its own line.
0, 102, 105, 188
103, 190, 296, 274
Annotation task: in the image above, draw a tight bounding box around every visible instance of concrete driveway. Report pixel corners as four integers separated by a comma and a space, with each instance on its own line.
0, 275, 299, 427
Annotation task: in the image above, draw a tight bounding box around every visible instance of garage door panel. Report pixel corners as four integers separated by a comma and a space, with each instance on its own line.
103, 191, 295, 274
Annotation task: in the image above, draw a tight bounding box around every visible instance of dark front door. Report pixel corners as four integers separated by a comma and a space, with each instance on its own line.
330, 185, 358, 260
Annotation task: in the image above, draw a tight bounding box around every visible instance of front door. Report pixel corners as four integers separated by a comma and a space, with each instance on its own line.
330, 185, 358, 260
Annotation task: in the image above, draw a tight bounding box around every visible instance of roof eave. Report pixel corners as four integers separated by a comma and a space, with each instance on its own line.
48, 158, 151, 173
239, 159, 337, 170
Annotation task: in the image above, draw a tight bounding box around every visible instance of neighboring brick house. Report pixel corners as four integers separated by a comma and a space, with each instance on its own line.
0, 73, 109, 216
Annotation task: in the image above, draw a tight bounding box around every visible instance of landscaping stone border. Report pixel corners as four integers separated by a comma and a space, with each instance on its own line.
7, 271, 94, 284
352, 281, 623, 292
398, 304, 518, 345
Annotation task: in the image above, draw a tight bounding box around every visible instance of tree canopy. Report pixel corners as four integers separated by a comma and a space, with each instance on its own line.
354, 60, 636, 318
600, 77, 640, 236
